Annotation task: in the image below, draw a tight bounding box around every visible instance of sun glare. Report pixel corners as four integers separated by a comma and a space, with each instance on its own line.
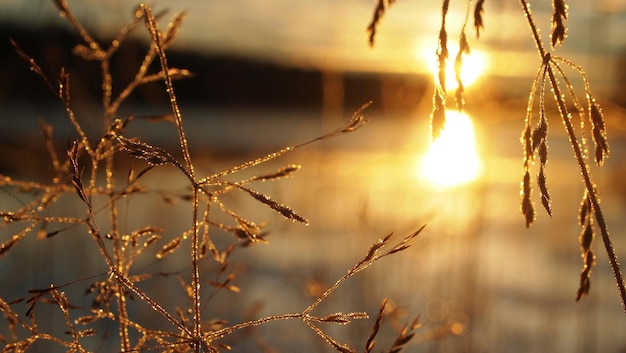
416, 48, 488, 91
418, 111, 481, 188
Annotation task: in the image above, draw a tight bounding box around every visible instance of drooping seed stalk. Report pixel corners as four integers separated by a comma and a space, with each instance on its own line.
519, 0, 626, 312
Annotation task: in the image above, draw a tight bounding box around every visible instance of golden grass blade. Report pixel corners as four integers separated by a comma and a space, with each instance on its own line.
117, 136, 175, 167
200, 147, 294, 185
576, 191, 595, 301
10, 39, 56, 95
200, 103, 368, 186
0, 228, 34, 258
383, 225, 424, 257
576, 246, 595, 301
72, 44, 106, 61
39, 120, 62, 174
521, 170, 535, 228
538, 166, 552, 216
52, 0, 103, 54
233, 183, 308, 224
295, 101, 370, 148
68, 141, 88, 205
162, 11, 188, 47
548, 56, 610, 166
522, 64, 548, 167
208, 274, 240, 293
304, 228, 424, 316
248, 164, 301, 182
315, 312, 368, 325
104, 6, 145, 58
156, 235, 185, 260
385, 316, 421, 353
59, 72, 94, 156
304, 320, 356, 353
364, 299, 387, 353
534, 98, 551, 217
589, 101, 609, 166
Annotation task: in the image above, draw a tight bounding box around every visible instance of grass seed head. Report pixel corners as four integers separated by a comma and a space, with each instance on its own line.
551, 0, 568, 48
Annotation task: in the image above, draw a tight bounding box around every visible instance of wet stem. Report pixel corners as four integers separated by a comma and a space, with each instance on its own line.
520, 0, 626, 312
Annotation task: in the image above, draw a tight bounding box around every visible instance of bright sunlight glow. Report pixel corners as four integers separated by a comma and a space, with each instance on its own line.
416, 48, 488, 91
418, 111, 481, 188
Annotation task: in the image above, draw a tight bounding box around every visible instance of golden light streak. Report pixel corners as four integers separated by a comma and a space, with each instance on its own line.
416, 48, 488, 90
418, 111, 481, 188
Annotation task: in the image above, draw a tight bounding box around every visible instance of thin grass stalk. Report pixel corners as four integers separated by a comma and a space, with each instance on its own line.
140, 5, 194, 177
110, 194, 131, 351
101, 23, 130, 353
80, 192, 191, 337
101, 58, 114, 126
191, 186, 201, 348
107, 12, 184, 118
549, 62, 584, 115
56, 2, 131, 344
104, 93, 130, 352
140, 5, 201, 348
54, 0, 102, 54
520, 0, 626, 312
209, 313, 302, 341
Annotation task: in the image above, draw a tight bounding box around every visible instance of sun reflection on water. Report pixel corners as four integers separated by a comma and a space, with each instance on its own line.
418, 111, 482, 188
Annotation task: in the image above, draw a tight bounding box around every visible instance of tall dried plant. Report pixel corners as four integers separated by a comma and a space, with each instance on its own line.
0, 1, 428, 352
368, 0, 626, 311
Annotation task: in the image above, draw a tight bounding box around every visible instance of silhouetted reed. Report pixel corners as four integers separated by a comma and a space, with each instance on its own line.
368, 0, 626, 311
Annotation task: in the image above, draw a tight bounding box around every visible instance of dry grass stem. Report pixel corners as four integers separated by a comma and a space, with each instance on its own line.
364, 0, 625, 312
1, 2, 424, 351
519, 0, 626, 310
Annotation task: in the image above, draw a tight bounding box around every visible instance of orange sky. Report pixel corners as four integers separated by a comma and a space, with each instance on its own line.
2, 0, 625, 79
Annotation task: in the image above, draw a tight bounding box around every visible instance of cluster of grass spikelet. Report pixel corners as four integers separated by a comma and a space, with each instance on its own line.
0, 1, 431, 352
367, 0, 626, 311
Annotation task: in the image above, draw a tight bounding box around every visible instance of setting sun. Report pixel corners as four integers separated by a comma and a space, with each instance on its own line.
418, 111, 481, 188
416, 48, 488, 91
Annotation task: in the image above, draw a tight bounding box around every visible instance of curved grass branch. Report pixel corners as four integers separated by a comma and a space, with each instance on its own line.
3, 2, 423, 351
68, 141, 192, 337
140, 5, 194, 178
520, 0, 626, 312
206, 228, 423, 352
304, 226, 424, 316
51, 3, 133, 347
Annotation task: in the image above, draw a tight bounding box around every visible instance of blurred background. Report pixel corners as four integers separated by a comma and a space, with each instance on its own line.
2, 0, 626, 352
